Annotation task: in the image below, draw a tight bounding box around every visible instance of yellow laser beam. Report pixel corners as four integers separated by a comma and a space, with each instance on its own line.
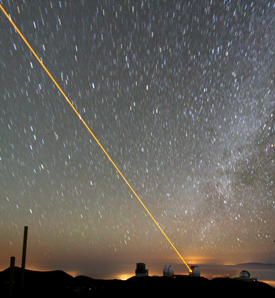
0, 4, 191, 273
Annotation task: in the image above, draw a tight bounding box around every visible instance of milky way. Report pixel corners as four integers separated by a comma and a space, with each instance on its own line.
0, 0, 274, 278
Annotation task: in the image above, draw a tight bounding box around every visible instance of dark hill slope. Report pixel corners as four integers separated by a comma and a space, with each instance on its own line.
1, 267, 274, 297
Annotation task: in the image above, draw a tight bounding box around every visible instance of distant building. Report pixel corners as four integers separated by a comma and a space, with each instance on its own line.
135, 263, 148, 277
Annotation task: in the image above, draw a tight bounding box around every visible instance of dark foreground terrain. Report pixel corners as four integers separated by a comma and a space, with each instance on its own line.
1, 267, 274, 297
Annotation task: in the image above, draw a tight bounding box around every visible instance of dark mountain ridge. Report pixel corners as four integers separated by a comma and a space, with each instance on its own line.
1, 266, 274, 297
235, 262, 275, 266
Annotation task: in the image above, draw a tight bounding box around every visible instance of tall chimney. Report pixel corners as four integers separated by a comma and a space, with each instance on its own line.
21, 226, 28, 293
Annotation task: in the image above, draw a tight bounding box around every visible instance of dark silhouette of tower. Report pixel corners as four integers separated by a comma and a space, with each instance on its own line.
21, 226, 28, 294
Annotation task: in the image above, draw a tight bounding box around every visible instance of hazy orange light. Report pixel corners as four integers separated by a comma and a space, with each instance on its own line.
116, 274, 132, 281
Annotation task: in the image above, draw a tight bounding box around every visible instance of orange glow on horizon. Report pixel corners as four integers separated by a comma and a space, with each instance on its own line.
116, 273, 133, 280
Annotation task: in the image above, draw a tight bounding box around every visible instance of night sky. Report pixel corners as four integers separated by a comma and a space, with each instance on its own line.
0, 0, 275, 279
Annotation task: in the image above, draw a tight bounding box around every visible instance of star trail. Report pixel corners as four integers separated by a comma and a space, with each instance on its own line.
0, 0, 274, 279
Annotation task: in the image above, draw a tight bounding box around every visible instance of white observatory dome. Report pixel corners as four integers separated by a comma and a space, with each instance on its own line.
189, 266, 200, 277
163, 265, 174, 277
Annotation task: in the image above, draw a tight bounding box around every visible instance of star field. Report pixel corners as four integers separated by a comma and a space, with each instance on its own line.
0, 0, 275, 278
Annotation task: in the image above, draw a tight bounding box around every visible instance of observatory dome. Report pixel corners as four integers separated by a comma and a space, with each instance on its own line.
234, 270, 256, 281
189, 266, 200, 277
239, 270, 251, 279
163, 265, 174, 277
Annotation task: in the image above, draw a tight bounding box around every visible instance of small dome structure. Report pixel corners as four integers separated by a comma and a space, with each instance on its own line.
234, 270, 257, 282
189, 266, 200, 277
239, 270, 251, 279
163, 265, 174, 277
